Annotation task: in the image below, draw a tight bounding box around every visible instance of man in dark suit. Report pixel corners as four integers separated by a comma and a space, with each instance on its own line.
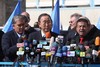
21, 12, 37, 38
70, 16, 100, 63
28, 13, 58, 43
72, 16, 100, 45
65, 13, 82, 44
0, 30, 4, 61
1, 15, 27, 61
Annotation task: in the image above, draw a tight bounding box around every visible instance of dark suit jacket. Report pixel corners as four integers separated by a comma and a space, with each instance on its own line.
0, 30, 4, 61
28, 31, 58, 43
2, 30, 19, 61
25, 26, 37, 38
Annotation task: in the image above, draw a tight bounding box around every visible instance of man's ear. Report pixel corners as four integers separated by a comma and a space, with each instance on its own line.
12, 24, 14, 27
38, 22, 40, 27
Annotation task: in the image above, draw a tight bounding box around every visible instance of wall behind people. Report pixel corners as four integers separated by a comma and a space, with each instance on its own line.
0, 0, 26, 26
26, 8, 100, 30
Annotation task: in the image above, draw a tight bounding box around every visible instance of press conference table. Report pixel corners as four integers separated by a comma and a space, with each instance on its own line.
0, 62, 100, 67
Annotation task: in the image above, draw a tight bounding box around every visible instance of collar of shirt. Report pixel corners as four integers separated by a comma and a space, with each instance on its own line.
41, 30, 45, 37
16, 33, 24, 38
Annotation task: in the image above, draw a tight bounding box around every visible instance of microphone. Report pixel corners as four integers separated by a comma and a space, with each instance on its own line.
39, 36, 55, 63
40, 33, 49, 46
71, 39, 76, 44
75, 46, 80, 56
33, 39, 38, 45
62, 46, 67, 63
17, 37, 23, 43
75, 45, 81, 63
84, 41, 90, 50
24, 40, 30, 62
79, 45, 85, 64
84, 41, 92, 63
56, 35, 64, 44
55, 47, 62, 64
95, 36, 100, 46
16, 36, 25, 63
45, 52, 51, 62
36, 44, 43, 64
21, 34, 27, 41
97, 47, 100, 62
66, 41, 70, 45
29, 51, 34, 63
54, 36, 64, 64
17, 47, 24, 56
49, 37, 54, 48
16, 47, 24, 61
70, 39, 76, 50
15, 35, 27, 67
50, 42, 58, 64
78, 37, 85, 64
45, 32, 51, 42
15, 47, 24, 67
30, 39, 38, 57
20, 34, 30, 62
32, 39, 38, 50
43, 37, 54, 50
85, 48, 92, 63
45, 32, 51, 38
67, 46, 75, 64
29, 40, 38, 63
17, 36, 24, 54
17, 36, 24, 47
41, 51, 46, 62
62, 46, 67, 57
91, 44, 98, 63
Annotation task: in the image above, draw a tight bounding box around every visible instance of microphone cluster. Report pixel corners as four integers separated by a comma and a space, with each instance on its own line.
16, 35, 100, 65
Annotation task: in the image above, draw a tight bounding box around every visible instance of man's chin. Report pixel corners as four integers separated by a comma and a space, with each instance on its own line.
79, 33, 85, 36
44, 30, 50, 32
18, 32, 23, 34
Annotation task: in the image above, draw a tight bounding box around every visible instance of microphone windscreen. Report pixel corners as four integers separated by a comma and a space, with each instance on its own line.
84, 41, 89, 46
57, 48, 62, 53
19, 47, 24, 51
67, 51, 75, 57
49, 37, 54, 47
17, 43, 24, 48
21, 35, 27, 40
17, 37, 23, 43
33, 40, 38, 45
78, 45, 85, 51
46, 52, 51, 57
56, 49, 62, 57
91, 44, 95, 49
50, 42, 58, 51
66, 41, 70, 45
92, 50, 98, 56
62, 46, 67, 52
80, 52, 85, 57
70, 46, 74, 51
71, 39, 75, 44
86, 48, 92, 53
75, 46, 80, 56
45, 32, 51, 38
17, 51, 24, 56
52, 42, 58, 47
85, 48, 92, 58
95, 36, 100, 46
